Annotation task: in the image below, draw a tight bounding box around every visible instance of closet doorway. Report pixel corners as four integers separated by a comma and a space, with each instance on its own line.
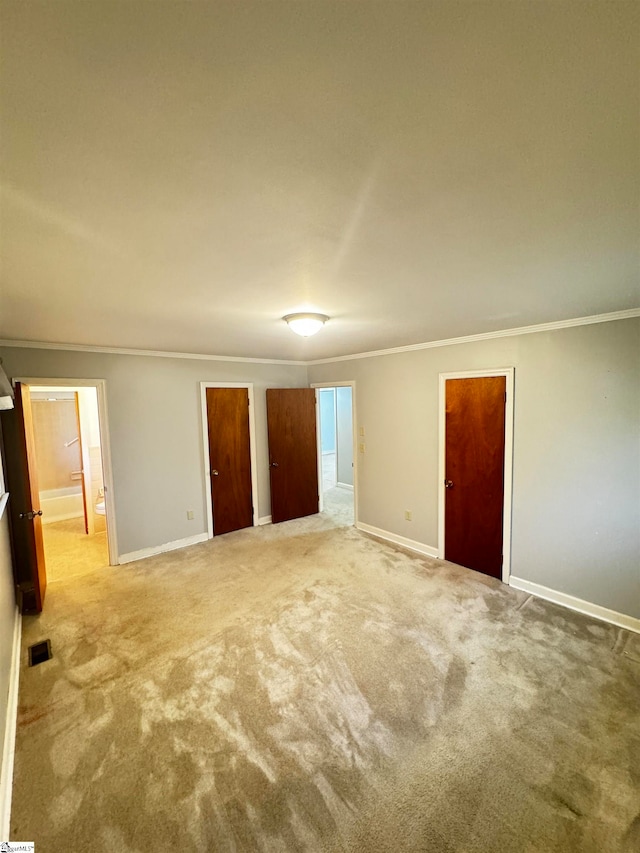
438, 368, 514, 582
312, 382, 356, 527
200, 382, 259, 536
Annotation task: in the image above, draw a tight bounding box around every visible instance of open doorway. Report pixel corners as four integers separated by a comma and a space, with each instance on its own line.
28, 384, 111, 582
314, 383, 355, 527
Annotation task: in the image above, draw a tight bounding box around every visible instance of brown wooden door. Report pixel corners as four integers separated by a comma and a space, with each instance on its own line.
206, 387, 253, 535
266, 388, 319, 524
1, 383, 47, 611
444, 376, 506, 579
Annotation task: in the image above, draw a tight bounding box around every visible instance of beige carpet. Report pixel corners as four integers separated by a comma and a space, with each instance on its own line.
41, 517, 109, 583
322, 487, 354, 527
12, 511, 640, 852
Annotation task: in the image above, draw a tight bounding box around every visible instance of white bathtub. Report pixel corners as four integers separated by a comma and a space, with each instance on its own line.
40, 486, 84, 524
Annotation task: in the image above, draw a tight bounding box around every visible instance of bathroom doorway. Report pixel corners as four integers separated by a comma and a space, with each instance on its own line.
25, 383, 114, 582
313, 383, 356, 527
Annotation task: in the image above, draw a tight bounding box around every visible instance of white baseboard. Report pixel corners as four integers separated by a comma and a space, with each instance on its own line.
0, 605, 21, 840
258, 515, 272, 526
509, 576, 640, 635
42, 511, 84, 525
356, 522, 439, 558
336, 482, 354, 491
118, 532, 209, 565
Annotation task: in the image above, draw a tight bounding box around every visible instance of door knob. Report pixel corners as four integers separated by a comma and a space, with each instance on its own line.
444, 479, 454, 489
271, 462, 279, 468
211, 469, 219, 477
20, 509, 43, 520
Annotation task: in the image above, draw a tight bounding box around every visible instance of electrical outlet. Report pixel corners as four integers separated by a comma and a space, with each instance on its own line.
359, 442, 366, 454
404, 510, 412, 521
359, 426, 365, 437
187, 510, 195, 520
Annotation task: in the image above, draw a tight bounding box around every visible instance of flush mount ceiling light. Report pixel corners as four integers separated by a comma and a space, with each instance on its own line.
283, 312, 329, 337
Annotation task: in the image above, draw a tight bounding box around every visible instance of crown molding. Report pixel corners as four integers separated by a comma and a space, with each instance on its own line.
306, 308, 640, 365
0, 339, 307, 366
0, 308, 637, 366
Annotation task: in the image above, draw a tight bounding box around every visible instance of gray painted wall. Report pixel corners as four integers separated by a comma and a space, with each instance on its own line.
336, 387, 353, 487
319, 389, 336, 452
0, 507, 15, 765
0, 318, 638, 619
308, 318, 640, 620
0, 347, 307, 558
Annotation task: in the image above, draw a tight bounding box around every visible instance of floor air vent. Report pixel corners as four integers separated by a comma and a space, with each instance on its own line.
28, 639, 52, 667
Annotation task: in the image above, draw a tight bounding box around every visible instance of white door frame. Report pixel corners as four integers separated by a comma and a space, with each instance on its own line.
15, 377, 119, 566
200, 382, 259, 537
310, 381, 357, 524
438, 368, 515, 583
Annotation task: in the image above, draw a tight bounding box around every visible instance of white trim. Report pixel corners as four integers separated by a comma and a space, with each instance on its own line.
314, 389, 324, 513
0, 339, 306, 366
0, 606, 21, 841
310, 382, 356, 387
95, 381, 118, 566
41, 511, 84, 525
258, 515, 272, 526
336, 482, 354, 491
311, 381, 358, 524
200, 382, 259, 537
438, 368, 515, 584
118, 532, 208, 565
307, 308, 640, 365
76, 390, 95, 536
357, 522, 439, 558
14, 378, 119, 566
509, 577, 640, 635
4, 310, 636, 368
0, 493, 8, 521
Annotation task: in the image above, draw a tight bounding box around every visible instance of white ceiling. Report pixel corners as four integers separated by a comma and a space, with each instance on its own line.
1, 1, 638, 361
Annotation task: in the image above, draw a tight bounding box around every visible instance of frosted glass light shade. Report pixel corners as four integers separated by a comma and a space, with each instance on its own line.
283, 313, 329, 337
